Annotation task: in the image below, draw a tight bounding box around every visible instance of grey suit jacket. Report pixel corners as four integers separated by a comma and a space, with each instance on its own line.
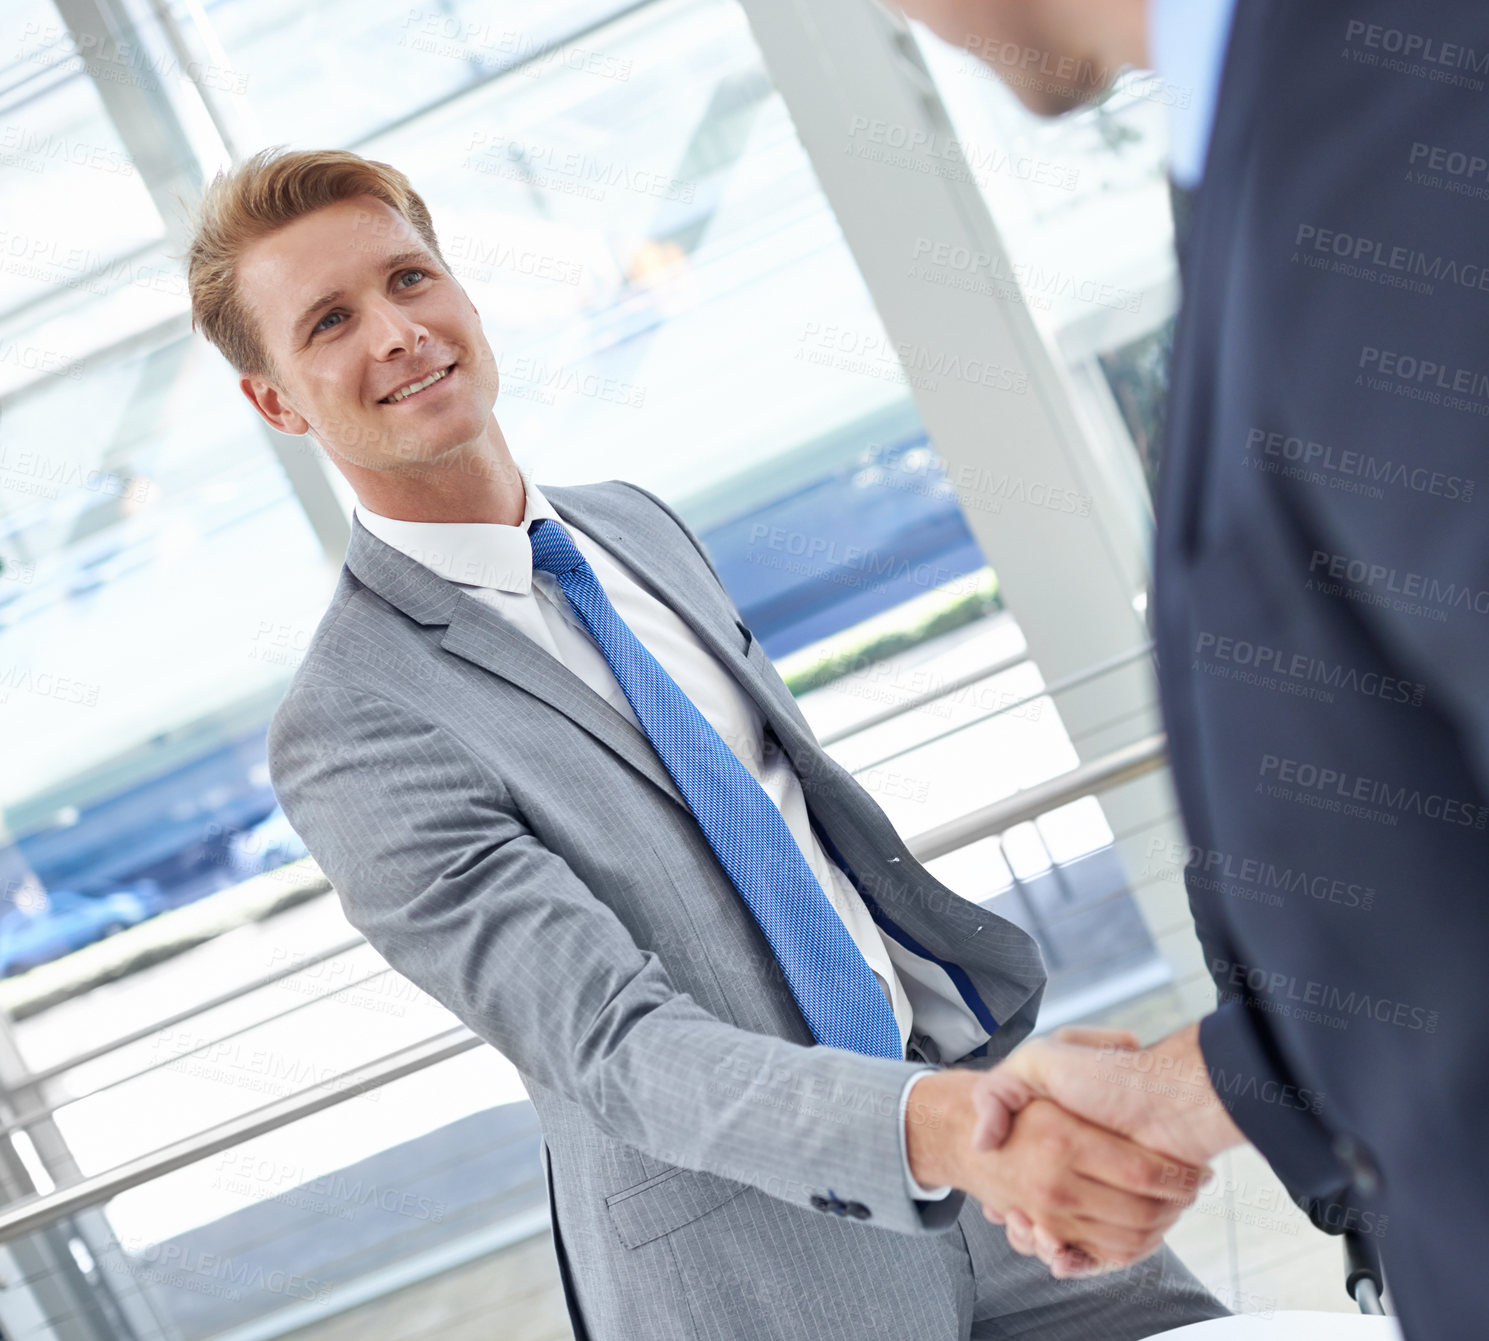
267, 480, 1047, 1340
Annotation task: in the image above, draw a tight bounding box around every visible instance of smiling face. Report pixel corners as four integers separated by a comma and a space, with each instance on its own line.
236, 195, 503, 488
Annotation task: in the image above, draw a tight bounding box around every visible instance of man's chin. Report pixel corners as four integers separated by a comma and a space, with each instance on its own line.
984, 59, 1113, 116
1013, 81, 1106, 116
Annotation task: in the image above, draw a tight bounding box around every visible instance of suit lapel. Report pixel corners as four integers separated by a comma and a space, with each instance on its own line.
439, 592, 687, 810
342, 481, 791, 814
544, 485, 752, 672
545, 484, 821, 774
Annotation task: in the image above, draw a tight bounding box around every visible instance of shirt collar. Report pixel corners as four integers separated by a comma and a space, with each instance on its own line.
1147, 0, 1239, 190
353, 469, 560, 594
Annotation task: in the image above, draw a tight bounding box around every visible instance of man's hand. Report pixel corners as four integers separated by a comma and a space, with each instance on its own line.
906, 1067, 1205, 1277
970, 1024, 1246, 1168
962, 1024, 1246, 1271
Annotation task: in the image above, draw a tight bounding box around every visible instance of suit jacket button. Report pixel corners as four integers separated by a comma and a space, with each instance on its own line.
809, 1195, 831, 1212
846, 1201, 871, 1220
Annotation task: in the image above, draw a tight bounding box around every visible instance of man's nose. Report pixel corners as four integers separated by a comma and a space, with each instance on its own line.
368, 297, 426, 357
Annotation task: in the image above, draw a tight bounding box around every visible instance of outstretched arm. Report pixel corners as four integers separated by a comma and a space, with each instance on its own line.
272, 675, 1206, 1255
270, 677, 953, 1236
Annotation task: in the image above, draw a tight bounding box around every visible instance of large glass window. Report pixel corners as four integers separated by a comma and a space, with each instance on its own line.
913, 33, 1181, 495
0, 3, 1197, 1334
3, 12, 165, 318
3, 0, 1009, 936
184, 0, 639, 150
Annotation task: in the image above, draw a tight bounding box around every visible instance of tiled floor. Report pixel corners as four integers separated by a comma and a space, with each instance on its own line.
1164, 1142, 1363, 1319
281, 1231, 574, 1341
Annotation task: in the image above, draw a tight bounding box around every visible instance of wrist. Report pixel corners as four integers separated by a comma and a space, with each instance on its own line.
904, 1067, 978, 1191
1143, 1023, 1245, 1161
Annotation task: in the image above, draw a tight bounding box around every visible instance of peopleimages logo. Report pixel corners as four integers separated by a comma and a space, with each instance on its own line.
1343, 19, 1489, 90
910, 238, 1141, 314
744, 523, 984, 597
1193, 630, 1426, 708
1214, 958, 1440, 1035
845, 116, 1080, 191
1143, 836, 1376, 912
795, 323, 1027, 395
1293, 224, 1489, 296
1359, 345, 1489, 395
0, 123, 135, 175
1409, 142, 1489, 185
1243, 427, 1473, 503
1307, 549, 1489, 618
1344, 20, 1489, 68
1258, 754, 1488, 829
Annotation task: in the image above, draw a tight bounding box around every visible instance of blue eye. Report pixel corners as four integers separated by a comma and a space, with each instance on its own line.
311, 270, 429, 335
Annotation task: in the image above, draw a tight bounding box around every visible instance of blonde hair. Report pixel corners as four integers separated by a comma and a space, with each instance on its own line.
184, 146, 448, 382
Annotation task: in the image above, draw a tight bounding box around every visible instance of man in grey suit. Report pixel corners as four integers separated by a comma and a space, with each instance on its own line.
187, 146, 1226, 1338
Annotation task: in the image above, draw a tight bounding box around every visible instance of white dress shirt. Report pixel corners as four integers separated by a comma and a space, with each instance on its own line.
1148, 0, 1240, 189
355, 477, 957, 1201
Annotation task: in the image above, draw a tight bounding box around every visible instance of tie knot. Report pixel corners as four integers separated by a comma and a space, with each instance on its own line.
529, 518, 587, 579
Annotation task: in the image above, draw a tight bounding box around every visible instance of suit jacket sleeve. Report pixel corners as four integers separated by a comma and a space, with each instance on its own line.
1184, 867, 1351, 1199
268, 676, 967, 1236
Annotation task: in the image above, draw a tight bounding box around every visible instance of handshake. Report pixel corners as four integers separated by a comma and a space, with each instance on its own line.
904, 1023, 1246, 1278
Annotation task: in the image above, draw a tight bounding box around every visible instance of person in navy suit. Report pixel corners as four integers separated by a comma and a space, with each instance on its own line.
896, 1, 1489, 1335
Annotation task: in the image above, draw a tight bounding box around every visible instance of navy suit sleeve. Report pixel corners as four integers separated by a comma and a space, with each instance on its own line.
1181, 862, 1353, 1198
1198, 1002, 1351, 1199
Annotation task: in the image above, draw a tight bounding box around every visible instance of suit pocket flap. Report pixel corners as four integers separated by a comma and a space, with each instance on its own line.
604, 1165, 748, 1249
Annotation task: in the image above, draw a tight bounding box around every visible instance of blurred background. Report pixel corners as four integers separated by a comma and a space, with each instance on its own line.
0, 0, 1351, 1336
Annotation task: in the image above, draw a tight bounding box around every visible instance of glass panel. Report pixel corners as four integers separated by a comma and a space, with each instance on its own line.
0, 0, 1151, 1005
2, 10, 166, 318
910, 29, 1180, 496
0, 878, 557, 1339
1, 1073, 556, 1339
0, 333, 328, 905
182, 0, 643, 150
1100, 318, 1175, 493
360, 0, 992, 657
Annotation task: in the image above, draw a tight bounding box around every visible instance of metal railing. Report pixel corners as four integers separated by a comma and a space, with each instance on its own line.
19, 933, 368, 1088
0, 1028, 483, 1243
15, 639, 1156, 1100
907, 733, 1168, 862
0, 963, 396, 1140
818, 648, 1032, 746
0, 731, 1170, 1245
846, 643, 1154, 774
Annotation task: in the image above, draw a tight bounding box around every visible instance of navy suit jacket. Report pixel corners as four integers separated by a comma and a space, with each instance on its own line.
1155, 3, 1489, 1335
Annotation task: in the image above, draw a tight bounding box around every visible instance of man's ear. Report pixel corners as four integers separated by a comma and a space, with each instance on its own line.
241, 373, 311, 435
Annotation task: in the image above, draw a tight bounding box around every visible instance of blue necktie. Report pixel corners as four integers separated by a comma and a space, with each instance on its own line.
529, 518, 902, 1059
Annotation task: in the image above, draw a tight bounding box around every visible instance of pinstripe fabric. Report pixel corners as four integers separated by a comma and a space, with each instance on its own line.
267, 480, 1225, 1340
530, 518, 902, 1060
